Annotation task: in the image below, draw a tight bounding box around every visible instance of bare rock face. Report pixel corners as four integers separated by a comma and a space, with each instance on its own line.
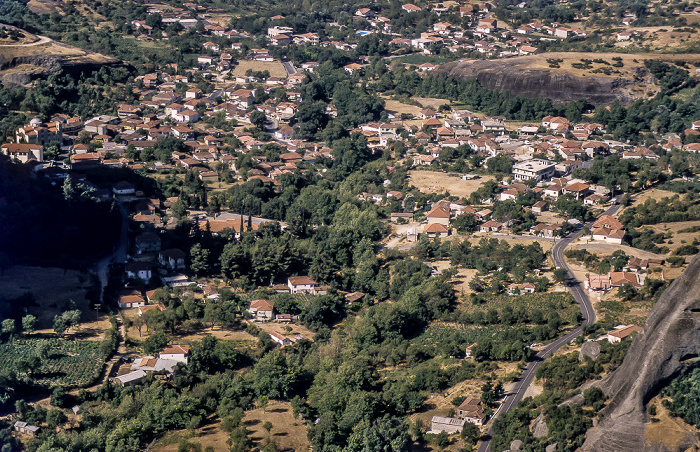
531, 415, 548, 438
582, 253, 700, 452
437, 58, 634, 106
579, 341, 601, 362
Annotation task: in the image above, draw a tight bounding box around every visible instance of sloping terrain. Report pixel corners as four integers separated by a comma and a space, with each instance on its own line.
581, 252, 700, 451
437, 52, 700, 105
0, 26, 121, 85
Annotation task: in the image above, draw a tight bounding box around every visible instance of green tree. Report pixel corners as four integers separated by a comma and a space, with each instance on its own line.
142, 330, 169, 354
553, 268, 569, 284
461, 422, 481, 444
46, 408, 67, 428
249, 110, 267, 129
21, 315, 37, 333
1, 319, 16, 338
189, 243, 211, 277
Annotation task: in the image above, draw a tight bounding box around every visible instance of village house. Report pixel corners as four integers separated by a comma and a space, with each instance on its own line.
430, 416, 465, 434
512, 159, 556, 182
248, 299, 275, 320
138, 303, 166, 316
480, 220, 503, 233
113, 369, 147, 387
270, 331, 293, 346
118, 292, 146, 309
158, 248, 187, 270
14, 421, 40, 436
507, 282, 536, 295
457, 398, 488, 425
135, 232, 161, 254
588, 274, 611, 291
610, 271, 644, 289
424, 223, 449, 238
607, 325, 642, 343
160, 345, 191, 364
288, 276, 317, 294
426, 202, 451, 226
0, 143, 44, 163
126, 262, 153, 282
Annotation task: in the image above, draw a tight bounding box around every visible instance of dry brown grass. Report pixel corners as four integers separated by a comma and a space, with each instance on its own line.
512, 52, 700, 87
231, 60, 288, 78
408, 170, 495, 199
645, 397, 700, 450
382, 97, 423, 117
151, 400, 311, 452
626, 187, 678, 210
647, 220, 700, 254
414, 97, 451, 109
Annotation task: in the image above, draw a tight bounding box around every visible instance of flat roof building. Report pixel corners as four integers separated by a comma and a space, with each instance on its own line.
513, 159, 556, 181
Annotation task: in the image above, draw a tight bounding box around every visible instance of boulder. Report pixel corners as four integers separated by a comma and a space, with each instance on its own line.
579, 341, 601, 362
531, 414, 548, 438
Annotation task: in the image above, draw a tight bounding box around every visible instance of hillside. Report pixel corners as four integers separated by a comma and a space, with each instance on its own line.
437, 52, 700, 106
0, 25, 121, 85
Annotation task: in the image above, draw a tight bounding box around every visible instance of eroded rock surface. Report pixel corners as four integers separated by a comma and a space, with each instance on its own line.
582, 253, 700, 452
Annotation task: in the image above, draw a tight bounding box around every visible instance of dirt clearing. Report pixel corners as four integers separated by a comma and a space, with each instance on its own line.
409, 170, 494, 199
231, 60, 288, 78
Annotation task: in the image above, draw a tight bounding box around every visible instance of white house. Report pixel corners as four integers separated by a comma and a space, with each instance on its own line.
159, 345, 191, 364
248, 299, 275, 320
113, 181, 136, 195
1, 143, 44, 163
158, 248, 187, 270
288, 276, 317, 294
270, 331, 292, 346
126, 262, 153, 281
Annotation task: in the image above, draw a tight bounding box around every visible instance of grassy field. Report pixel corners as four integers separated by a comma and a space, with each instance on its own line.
382, 97, 423, 117
644, 396, 700, 450
231, 60, 288, 78
152, 400, 311, 452
0, 337, 105, 387
408, 170, 494, 199
647, 220, 700, 254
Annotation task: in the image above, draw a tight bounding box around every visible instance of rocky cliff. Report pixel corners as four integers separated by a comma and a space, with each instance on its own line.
436, 58, 635, 106
0, 36, 122, 86
581, 252, 700, 451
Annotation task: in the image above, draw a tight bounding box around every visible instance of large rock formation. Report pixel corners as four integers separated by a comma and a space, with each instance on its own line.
581, 253, 700, 451
436, 58, 637, 106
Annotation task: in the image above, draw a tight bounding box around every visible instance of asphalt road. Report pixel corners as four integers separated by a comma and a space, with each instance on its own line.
282, 60, 297, 75
477, 199, 622, 451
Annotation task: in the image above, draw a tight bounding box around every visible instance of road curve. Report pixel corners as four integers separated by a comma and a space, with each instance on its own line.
0, 35, 52, 47
478, 199, 622, 451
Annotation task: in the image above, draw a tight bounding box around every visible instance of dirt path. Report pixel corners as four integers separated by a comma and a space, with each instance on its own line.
0, 35, 51, 46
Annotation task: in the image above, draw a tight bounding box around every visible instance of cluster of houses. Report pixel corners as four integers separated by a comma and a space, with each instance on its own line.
587, 255, 664, 292
112, 344, 191, 386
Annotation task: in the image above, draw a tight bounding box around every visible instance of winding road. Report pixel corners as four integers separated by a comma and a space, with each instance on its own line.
477, 199, 622, 451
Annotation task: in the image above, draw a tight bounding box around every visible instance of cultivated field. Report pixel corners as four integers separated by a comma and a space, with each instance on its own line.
408, 170, 495, 199
0, 337, 105, 387
230, 60, 288, 78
